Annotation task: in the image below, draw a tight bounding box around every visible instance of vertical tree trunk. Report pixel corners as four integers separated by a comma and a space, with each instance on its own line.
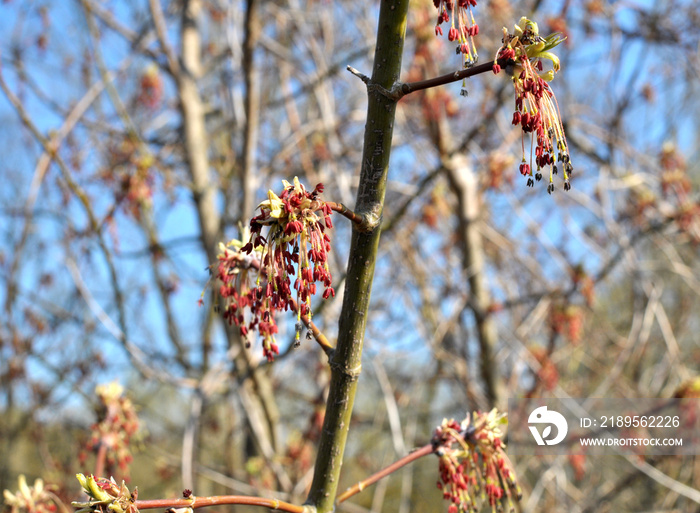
444, 155, 504, 408
430, 108, 503, 408
305, 1, 409, 511
240, 0, 261, 227
180, 0, 219, 260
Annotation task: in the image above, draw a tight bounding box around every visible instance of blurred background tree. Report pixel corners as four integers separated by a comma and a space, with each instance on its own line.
1, 0, 699, 512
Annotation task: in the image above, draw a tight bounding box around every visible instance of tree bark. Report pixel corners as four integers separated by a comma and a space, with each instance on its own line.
444, 154, 504, 408
305, 1, 410, 511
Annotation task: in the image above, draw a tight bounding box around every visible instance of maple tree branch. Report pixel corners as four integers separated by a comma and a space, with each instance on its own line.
135, 496, 306, 513
400, 58, 511, 96
336, 444, 434, 504
325, 202, 365, 228
348, 59, 512, 101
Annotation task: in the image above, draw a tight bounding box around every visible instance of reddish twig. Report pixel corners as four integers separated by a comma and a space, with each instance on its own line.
135, 496, 304, 513
93, 444, 107, 481
289, 297, 334, 356
325, 202, 364, 227
336, 443, 434, 503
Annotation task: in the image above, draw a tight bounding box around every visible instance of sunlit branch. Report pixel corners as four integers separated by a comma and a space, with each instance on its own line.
136, 496, 305, 513
325, 202, 364, 227
347, 59, 511, 101
336, 444, 433, 503
400, 58, 511, 96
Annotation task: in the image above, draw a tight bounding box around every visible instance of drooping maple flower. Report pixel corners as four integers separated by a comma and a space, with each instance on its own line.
209, 177, 335, 361
494, 17, 573, 193
433, 0, 480, 71
213, 236, 276, 358
80, 382, 140, 477
432, 409, 520, 513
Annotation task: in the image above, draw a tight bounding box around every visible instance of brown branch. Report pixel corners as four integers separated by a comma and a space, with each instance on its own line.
135, 496, 305, 513
400, 58, 511, 97
325, 202, 365, 227
240, 0, 262, 228
336, 444, 433, 504
347, 59, 510, 101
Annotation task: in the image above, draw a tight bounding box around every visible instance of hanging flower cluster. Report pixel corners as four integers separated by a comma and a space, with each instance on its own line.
211, 178, 334, 362
433, 0, 479, 70
211, 237, 270, 352
432, 409, 520, 513
80, 382, 140, 478
493, 17, 573, 193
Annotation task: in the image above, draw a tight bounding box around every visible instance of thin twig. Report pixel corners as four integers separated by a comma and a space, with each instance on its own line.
400, 59, 509, 96
346, 65, 369, 84
82, 0, 143, 143
326, 202, 364, 227
336, 444, 433, 504
347, 59, 510, 101
135, 495, 305, 513
148, 0, 181, 75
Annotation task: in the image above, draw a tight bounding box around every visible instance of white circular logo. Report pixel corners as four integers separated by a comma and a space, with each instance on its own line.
528, 406, 568, 445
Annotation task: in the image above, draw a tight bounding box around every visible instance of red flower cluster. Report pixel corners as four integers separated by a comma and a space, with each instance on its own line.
80, 383, 140, 478
213, 178, 334, 361
432, 410, 520, 513
137, 65, 163, 109
494, 18, 573, 193
214, 242, 264, 349
433, 0, 479, 68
